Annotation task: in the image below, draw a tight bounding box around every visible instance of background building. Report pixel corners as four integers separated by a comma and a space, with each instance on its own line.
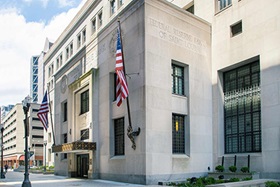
2, 103, 44, 168
1, 105, 14, 122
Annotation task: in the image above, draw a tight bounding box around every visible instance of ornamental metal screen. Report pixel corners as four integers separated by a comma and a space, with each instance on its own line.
172, 114, 185, 154
114, 117, 125, 155
224, 61, 261, 153
172, 64, 184, 96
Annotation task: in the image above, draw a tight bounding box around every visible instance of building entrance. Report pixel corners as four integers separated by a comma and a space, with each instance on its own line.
77, 154, 89, 178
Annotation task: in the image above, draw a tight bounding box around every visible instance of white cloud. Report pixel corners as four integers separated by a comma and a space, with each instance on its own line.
40, 0, 50, 8
0, 1, 86, 106
58, 0, 75, 8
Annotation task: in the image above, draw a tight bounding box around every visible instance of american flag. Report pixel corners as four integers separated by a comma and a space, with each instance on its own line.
37, 91, 49, 131
115, 27, 129, 107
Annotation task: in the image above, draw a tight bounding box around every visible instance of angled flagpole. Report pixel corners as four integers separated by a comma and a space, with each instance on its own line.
47, 85, 56, 146
117, 19, 140, 150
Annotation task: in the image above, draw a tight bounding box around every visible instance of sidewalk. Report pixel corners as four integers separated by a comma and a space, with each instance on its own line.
0, 170, 162, 187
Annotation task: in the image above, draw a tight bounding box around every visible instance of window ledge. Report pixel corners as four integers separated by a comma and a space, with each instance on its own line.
172, 94, 187, 99
215, 4, 232, 16
110, 155, 125, 160
172, 154, 190, 159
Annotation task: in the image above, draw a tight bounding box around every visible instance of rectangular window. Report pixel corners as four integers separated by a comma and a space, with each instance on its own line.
80, 128, 89, 140
82, 29, 86, 44
98, 11, 103, 28
32, 135, 44, 139
110, 0, 116, 15
66, 47, 69, 60
63, 102, 67, 122
172, 114, 185, 154
218, 0, 232, 11
80, 90, 89, 114
172, 64, 184, 95
119, 0, 124, 6
114, 117, 124, 155
56, 58, 60, 70
70, 42, 73, 56
92, 18, 96, 34
224, 61, 261, 154
59, 54, 63, 66
63, 133, 67, 143
77, 34, 81, 49
231, 21, 242, 37
32, 126, 44, 130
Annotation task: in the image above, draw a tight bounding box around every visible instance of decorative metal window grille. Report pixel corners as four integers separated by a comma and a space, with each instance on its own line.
224, 61, 261, 153
114, 118, 125, 155
80, 128, 89, 140
80, 90, 89, 114
172, 114, 185, 154
172, 64, 184, 95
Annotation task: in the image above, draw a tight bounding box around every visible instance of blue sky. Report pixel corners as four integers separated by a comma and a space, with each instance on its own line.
0, 0, 81, 23
0, 0, 86, 106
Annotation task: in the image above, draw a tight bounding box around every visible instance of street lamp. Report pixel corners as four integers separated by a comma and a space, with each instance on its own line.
1, 124, 5, 179
43, 141, 47, 173
22, 95, 32, 187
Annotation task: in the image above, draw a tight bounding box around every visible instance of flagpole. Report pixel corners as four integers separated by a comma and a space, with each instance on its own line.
47, 85, 56, 146
117, 20, 140, 150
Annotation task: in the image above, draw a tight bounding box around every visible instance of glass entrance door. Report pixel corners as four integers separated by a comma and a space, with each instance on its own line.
77, 154, 89, 178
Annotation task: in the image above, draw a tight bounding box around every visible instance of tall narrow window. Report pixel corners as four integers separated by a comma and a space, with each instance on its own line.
119, 0, 124, 6
77, 34, 81, 49
63, 133, 67, 143
92, 18, 96, 34
98, 11, 103, 28
82, 29, 86, 44
172, 64, 184, 95
63, 102, 67, 122
56, 58, 60, 70
114, 118, 124, 156
110, 0, 116, 15
66, 47, 69, 60
70, 43, 73, 56
224, 61, 261, 153
59, 54, 63, 66
80, 90, 89, 114
172, 114, 185, 154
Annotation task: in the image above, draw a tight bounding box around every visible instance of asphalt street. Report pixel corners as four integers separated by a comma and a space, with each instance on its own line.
0, 170, 161, 187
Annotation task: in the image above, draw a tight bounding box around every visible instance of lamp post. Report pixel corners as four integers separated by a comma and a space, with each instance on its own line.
1, 124, 5, 179
43, 141, 47, 173
22, 95, 32, 187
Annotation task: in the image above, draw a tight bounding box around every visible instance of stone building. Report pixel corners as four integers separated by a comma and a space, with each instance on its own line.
41, 0, 280, 184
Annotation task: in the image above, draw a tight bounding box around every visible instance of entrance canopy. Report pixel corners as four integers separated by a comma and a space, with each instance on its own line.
52, 141, 96, 153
